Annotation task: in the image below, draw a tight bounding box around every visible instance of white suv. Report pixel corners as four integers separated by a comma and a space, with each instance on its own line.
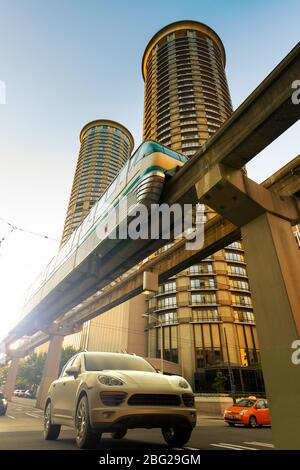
44, 352, 196, 448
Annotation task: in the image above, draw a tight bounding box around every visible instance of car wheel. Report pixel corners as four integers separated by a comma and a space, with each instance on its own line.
111, 428, 127, 439
249, 415, 258, 428
44, 402, 61, 440
162, 424, 192, 447
75, 395, 101, 449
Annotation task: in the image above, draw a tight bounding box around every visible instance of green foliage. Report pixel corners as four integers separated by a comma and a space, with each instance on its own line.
12, 346, 78, 389
0, 364, 9, 387
59, 345, 78, 374
16, 352, 46, 388
212, 370, 228, 393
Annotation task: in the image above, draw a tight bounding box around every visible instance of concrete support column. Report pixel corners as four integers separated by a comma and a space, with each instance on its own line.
242, 212, 300, 449
3, 356, 21, 401
36, 334, 64, 410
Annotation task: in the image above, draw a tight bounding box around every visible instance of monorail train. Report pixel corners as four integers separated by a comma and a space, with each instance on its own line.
19, 141, 188, 334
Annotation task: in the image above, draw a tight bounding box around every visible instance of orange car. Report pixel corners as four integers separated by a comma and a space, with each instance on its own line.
224, 397, 271, 428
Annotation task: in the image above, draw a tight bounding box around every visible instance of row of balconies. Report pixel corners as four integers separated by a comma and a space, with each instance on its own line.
145, 312, 255, 327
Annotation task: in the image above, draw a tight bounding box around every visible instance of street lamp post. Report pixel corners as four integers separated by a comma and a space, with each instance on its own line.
224, 327, 236, 404
142, 314, 164, 374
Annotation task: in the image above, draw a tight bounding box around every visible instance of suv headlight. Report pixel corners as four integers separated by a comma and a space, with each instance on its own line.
178, 378, 189, 389
98, 375, 124, 386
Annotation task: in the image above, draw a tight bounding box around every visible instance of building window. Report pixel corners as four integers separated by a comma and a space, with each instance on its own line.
191, 293, 217, 305
167, 33, 175, 42
229, 265, 247, 276
189, 263, 213, 274
157, 296, 177, 310
232, 295, 252, 307
227, 241, 243, 250
234, 310, 255, 324
159, 281, 176, 293
157, 325, 178, 363
158, 311, 177, 325
187, 30, 196, 38
229, 279, 249, 291
194, 323, 222, 368
225, 252, 245, 262
192, 309, 220, 322
191, 277, 215, 289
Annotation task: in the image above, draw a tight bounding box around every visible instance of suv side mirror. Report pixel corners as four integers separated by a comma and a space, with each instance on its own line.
65, 365, 80, 378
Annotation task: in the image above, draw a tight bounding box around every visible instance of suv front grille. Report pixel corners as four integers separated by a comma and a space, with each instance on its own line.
128, 394, 181, 406
182, 393, 195, 407
100, 391, 127, 406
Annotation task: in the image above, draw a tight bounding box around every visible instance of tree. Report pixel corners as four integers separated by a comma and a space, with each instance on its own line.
59, 345, 78, 374
0, 364, 9, 388
16, 353, 46, 389
1, 346, 78, 392
212, 370, 227, 393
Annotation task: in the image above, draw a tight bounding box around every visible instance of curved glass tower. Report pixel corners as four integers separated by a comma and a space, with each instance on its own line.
61, 119, 134, 244
142, 20, 232, 157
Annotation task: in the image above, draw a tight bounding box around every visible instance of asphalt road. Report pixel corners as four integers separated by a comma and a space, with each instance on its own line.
0, 398, 273, 451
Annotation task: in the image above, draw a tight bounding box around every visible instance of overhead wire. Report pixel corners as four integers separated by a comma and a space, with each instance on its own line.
0, 217, 59, 243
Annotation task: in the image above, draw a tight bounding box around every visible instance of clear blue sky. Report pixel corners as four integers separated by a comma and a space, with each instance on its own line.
0, 0, 299, 338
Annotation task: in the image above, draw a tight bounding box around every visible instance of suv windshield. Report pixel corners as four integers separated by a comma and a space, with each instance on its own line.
84, 353, 156, 373
235, 399, 256, 407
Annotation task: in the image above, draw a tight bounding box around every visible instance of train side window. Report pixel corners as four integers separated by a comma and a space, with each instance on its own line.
118, 163, 128, 184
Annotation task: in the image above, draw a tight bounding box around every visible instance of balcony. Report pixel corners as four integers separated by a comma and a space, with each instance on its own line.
190, 300, 219, 307
191, 314, 221, 323
231, 302, 253, 309
190, 285, 217, 291
188, 269, 216, 276
234, 315, 255, 325
155, 289, 177, 297
154, 303, 177, 313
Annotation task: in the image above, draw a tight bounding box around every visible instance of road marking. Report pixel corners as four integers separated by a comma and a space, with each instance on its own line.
210, 443, 243, 450
219, 442, 258, 450
210, 443, 257, 450
25, 412, 40, 419
172, 446, 200, 451
244, 441, 274, 448
15, 408, 23, 411
6, 415, 16, 420
183, 446, 200, 451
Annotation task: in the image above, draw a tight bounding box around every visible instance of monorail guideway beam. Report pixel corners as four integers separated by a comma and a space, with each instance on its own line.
195, 162, 300, 449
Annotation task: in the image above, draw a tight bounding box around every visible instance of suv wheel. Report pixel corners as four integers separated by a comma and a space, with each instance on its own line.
249, 415, 258, 428
44, 402, 61, 440
75, 395, 101, 449
111, 428, 127, 439
162, 424, 192, 447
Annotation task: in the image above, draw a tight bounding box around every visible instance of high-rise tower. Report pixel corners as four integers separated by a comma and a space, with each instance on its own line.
142, 20, 232, 156
142, 21, 263, 393
61, 119, 134, 244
